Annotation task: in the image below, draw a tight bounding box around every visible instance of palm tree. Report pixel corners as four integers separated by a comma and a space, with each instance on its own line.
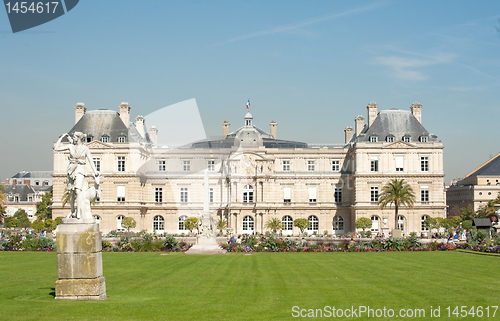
378, 178, 416, 230
217, 218, 228, 234
265, 217, 283, 234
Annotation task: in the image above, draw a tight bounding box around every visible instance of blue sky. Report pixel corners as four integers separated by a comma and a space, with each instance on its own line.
1, 1, 500, 183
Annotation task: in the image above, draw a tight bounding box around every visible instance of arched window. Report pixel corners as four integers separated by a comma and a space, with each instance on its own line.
307, 215, 319, 231
242, 216, 254, 232
398, 215, 405, 231
333, 216, 344, 231
117, 215, 125, 231
421, 215, 429, 231
243, 185, 254, 203
93, 215, 101, 224
179, 215, 187, 231
282, 216, 293, 231
153, 215, 165, 233
371, 216, 379, 232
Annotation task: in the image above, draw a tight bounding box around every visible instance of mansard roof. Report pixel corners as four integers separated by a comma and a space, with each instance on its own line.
68, 109, 152, 144
466, 153, 500, 177
4, 184, 35, 202
355, 109, 438, 142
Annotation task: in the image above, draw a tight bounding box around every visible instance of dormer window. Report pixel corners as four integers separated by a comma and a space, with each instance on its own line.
369, 136, 378, 142
86, 135, 93, 143
419, 136, 428, 142
118, 136, 126, 143
402, 135, 411, 143
385, 135, 394, 143
101, 135, 109, 143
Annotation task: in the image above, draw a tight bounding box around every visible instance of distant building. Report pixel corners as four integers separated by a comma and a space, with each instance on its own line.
52, 101, 445, 235
3, 171, 52, 220
447, 153, 500, 217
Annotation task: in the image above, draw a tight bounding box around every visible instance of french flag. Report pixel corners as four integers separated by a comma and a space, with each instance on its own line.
246, 100, 250, 109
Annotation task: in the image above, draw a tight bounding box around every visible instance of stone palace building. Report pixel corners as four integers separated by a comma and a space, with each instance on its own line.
52, 102, 445, 235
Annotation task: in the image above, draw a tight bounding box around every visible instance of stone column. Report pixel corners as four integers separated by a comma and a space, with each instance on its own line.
55, 219, 106, 300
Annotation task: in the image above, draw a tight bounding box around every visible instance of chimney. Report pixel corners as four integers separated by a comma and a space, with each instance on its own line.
119, 102, 131, 129
367, 102, 378, 128
135, 116, 145, 138
74, 102, 86, 124
410, 102, 422, 123
344, 126, 353, 143
5, 179, 9, 185
222, 121, 230, 138
270, 121, 277, 139
24, 180, 30, 188
355, 116, 365, 137
12, 179, 16, 188
149, 126, 158, 145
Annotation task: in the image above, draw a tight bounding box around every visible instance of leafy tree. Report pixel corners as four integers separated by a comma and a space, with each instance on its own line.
462, 220, 473, 230
217, 218, 227, 234
13, 209, 31, 228
355, 217, 372, 232
44, 218, 57, 231
265, 217, 283, 233
35, 189, 52, 220
32, 219, 45, 231
184, 217, 198, 233
459, 205, 476, 221
378, 179, 416, 230
4, 217, 19, 227
424, 217, 441, 234
54, 217, 63, 225
0, 182, 6, 214
121, 217, 137, 232
293, 218, 310, 235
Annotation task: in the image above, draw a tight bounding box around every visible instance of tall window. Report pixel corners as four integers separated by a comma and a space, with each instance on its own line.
333, 216, 344, 231
283, 187, 291, 203
243, 185, 254, 203
183, 160, 191, 172
331, 160, 340, 172
93, 157, 101, 172
307, 216, 319, 231
307, 160, 315, 172
117, 185, 125, 202
421, 186, 429, 202
178, 215, 187, 230
370, 186, 379, 202
158, 160, 166, 171
395, 156, 403, 172
398, 215, 405, 231
421, 215, 429, 231
209, 188, 214, 203
282, 216, 293, 231
334, 188, 342, 203
242, 216, 254, 232
370, 157, 378, 172
371, 216, 379, 232
155, 188, 163, 203
117, 156, 125, 172
153, 216, 164, 233
207, 160, 215, 172
117, 215, 125, 231
421, 157, 429, 172
308, 187, 317, 203
282, 160, 290, 172
180, 188, 188, 203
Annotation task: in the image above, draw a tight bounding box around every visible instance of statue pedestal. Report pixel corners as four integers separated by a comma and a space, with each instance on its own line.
55, 220, 106, 300
185, 234, 227, 255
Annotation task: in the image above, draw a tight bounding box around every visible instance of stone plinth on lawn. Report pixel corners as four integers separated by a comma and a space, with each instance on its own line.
55, 219, 106, 300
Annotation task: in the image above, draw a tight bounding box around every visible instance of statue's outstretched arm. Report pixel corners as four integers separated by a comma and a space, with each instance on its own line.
54, 133, 71, 151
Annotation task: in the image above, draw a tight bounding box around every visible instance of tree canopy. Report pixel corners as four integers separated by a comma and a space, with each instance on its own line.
121, 217, 137, 232
184, 217, 198, 233
35, 189, 52, 220
355, 217, 372, 231
293, 218, 310, 235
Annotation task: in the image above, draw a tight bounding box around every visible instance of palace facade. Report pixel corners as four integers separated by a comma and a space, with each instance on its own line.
52, 102, 445, 235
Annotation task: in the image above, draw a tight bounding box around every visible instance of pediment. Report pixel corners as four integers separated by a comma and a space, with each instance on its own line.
86, 141, 112, 149
383, 140, 416, 149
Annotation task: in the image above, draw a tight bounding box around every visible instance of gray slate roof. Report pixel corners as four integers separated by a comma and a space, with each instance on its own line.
473, 218, 492, 228
4, 184, 35, 202
68, 110, 152, 144
355, 109, 438, 143
467, 154, 500, 177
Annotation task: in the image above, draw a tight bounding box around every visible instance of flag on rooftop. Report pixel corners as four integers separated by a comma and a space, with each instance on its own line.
246, 100, 250, 109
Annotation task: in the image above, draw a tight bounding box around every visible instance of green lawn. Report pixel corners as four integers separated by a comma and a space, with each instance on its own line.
0, 251, 499, 320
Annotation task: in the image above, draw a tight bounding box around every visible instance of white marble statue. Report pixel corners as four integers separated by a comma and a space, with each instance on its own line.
54, 132, 100, 220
